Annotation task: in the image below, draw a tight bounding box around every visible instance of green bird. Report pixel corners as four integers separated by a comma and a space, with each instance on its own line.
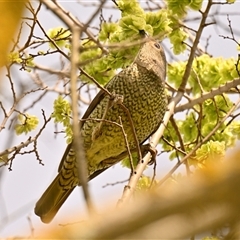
35, 39, 167, 223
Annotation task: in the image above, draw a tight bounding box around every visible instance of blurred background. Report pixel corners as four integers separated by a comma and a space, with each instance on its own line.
0, 1, 240, 238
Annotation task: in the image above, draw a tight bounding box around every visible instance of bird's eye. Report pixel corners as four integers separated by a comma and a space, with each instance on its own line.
154, 43, 161, 49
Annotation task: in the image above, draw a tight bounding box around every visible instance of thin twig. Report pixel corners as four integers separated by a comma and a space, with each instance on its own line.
119, 116, 135, 173
179, 0, 213, 92
40, 0, 107, 52
170, 117, 190, 176
119, 103, 142, 166
102, 179, 128, 188
158, 97, 240, 186
70, 26, 94, 214
175, 78, 240, 112
118, 94, 180, 205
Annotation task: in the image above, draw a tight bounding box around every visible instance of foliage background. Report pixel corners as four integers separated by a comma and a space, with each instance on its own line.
0, 0, 240, 238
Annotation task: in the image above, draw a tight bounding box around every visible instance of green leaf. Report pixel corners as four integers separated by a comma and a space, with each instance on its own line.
168, 55, 239, 94
99, 22, 120, 41
179, 112, 198, 143
117, 0, 144, 17
136, 176, 157, 190
145, 10, 172, 37
189, 0, 203, 11
15, 114, 39, 135
52, 96, 71, 126
8, 52, 22, 64
166, 0, 189, 18
192, 140, 225, 168
169, 28, 188, 54
119, 15, 146, 37
227, 121, 240, 140
79, 40, 116, 85
25, 55, 35, 68
47, 27, 71, 49
167, 61, 186, 88
121, 152, 139, 169
166, 0, 203, 18
52, 96, 73, 143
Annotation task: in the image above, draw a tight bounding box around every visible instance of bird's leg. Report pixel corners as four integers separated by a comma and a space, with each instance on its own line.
109, 92, 124, 108
140, 143, 157, 165
92, 93, 124, 141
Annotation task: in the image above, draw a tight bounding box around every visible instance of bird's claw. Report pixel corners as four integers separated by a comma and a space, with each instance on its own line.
140, 143, 157, 165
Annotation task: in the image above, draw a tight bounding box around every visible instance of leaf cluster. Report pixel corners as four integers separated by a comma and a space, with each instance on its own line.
166, 0, 203, 18
15, 113, 39, 135
79, 0, 172, 85
47, 27, 71, 49
168, 54, 239, 95
51, 96, 73, 144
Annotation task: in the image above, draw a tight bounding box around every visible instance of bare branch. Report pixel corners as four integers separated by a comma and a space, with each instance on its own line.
70, 26, 94, 214
179, 0, 213, 92
40, 0, 107, 52
175, 78, 240, 112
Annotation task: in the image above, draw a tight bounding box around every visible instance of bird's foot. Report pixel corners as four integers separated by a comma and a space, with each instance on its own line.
140, 143, 157, 165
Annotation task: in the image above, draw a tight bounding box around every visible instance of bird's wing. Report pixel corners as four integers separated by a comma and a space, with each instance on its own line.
58, 89, 107, 172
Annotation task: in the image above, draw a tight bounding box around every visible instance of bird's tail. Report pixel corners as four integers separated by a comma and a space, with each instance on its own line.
34, 173, 75, 224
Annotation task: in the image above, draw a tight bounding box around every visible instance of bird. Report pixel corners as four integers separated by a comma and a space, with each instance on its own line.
34, 38, 167, 223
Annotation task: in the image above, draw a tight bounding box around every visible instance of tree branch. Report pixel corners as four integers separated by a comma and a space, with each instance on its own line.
175, 78, 240, 113
70, 26, 94, 214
